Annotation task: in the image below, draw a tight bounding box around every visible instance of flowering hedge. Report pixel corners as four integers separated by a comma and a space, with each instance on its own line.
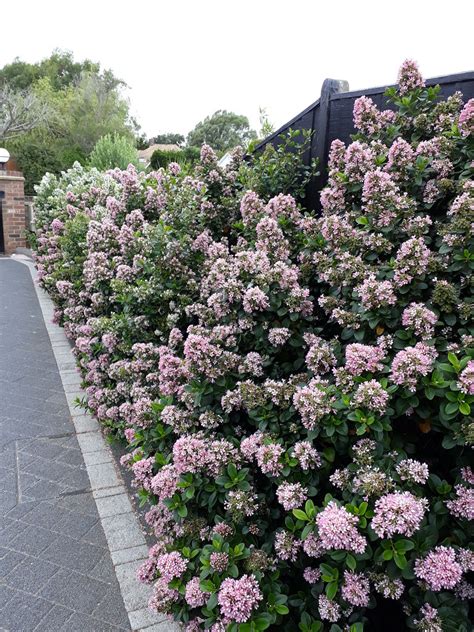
33, 61, 473, 632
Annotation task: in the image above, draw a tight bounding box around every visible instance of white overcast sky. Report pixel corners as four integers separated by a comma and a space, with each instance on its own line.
2, 0, 473, 138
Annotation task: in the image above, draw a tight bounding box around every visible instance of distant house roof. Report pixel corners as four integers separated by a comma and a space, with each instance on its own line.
138, 144, 181, 164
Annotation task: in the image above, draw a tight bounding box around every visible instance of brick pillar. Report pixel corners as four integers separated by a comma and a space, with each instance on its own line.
0, 170, 27, 255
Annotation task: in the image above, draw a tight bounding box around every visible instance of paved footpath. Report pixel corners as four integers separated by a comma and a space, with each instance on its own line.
0, 259, 175, 632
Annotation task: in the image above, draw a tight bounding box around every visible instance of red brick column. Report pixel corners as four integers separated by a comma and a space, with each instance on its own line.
0, 170, 27, 255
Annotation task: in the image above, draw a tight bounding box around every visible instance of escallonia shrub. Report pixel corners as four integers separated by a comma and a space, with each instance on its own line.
33, 60, 473, 632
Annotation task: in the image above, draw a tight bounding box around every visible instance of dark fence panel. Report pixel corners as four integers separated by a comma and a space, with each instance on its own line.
255, 71, 474, 210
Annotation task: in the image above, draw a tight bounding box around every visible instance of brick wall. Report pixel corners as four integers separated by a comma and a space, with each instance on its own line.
0, 170, 27, 255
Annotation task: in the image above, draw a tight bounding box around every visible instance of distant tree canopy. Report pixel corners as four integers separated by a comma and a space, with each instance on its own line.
0, 50, 136, 193
149, 132, 185, 146
186, 110, 256, 153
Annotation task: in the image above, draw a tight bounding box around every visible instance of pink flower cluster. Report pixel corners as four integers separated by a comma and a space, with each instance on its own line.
345, 343, 385, 376
217, 575, 262, 623
390, 343, 437, 391
397, 59, 425, 95
414, 546, 462, 591
371, 491, 428, 538
276, 481, 308, 510
401, 303, 438, 339
316, 501, 367, 554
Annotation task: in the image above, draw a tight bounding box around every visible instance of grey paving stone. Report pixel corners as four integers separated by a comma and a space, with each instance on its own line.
83, 449, 114, 466
73, 414, 100, 433
0, 516, 30, 545
55, 447, 87, 466
0, 582, 16, 609
9, 523, 58, 555
13, 500, 65, 529
4, 554, 60, 593
92, 583, 132, 628
0, 591, 53, 632
128, 607, 168, 630
101, 513, 145, 552
81, 520, 110, 548
89, 551, 117, 582
58, 611, 123, 632
87, 461, 121, 489
0, 261, 133, 630
111, 545, 149, 567
54, 510, 98, 540
96, 492, 133, 519
39, 567, 110, 614
40, 533, 105, 573
33, 604, 74, 631
0, 547, 26, 576
0, 490, 17, 512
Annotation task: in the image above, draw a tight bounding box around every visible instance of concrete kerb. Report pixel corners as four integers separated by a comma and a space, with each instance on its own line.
14, 256, 179, 632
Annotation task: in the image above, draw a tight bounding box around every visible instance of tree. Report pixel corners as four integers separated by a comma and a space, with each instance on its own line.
89, 133, 138, 170
150, 132, 185, 146
0, 85, 51, 141
1, 50, 137, 192
186, 110, 256, 153
0, 49, 99, 91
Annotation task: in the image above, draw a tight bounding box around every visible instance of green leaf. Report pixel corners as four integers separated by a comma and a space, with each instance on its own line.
382, 550, 393, 561
177, 504, 188, 518
448, 352, 461, 370
394, 552, 407, 569
346, 554, 356, 570
326, 581, 338, 600
293, 509, 309, 521
275, 604, 289, 615
459, 402, 471, 415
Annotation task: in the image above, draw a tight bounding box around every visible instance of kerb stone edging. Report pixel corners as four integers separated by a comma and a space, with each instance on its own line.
15, 255, 180, 632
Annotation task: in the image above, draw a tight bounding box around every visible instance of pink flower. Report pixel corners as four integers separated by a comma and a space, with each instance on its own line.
398, 59, 425, 95
371, 491, 428, 538
217, 575, 262, 623
458, 360, 474, 395
402, 303, 438, 339
396, 459, 429, 484
393, 237, 431, 286
274, 530, 301, 561
292, 441, 321, 470
458, 99, 474, 137
316, 501, 367, 554
293, 378, 335, 430
242, 287, 269, 313
341, 571, 370, 607
148, 577, 179, 612
150, 465, 179, 501
414, 546, 463, 591
303, 567, 321, 584
276, 482, 308, 511
156, 552, 187, 582
446, 485, 474, 520
318, 595, 340, 622
345, 343, 385, 376
353, 96, 384, 135
390, 342, 437, 391
352, 380, 389, 414
185, 577, 209, 608
210, 552, 229, 573
356, 274, 397, 311
255, 443, 284, 476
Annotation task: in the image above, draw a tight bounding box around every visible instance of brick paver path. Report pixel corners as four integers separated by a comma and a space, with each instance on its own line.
0, 259, 131, 631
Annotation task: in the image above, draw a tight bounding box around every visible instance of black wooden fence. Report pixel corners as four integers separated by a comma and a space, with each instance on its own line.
254, 71, 474, 210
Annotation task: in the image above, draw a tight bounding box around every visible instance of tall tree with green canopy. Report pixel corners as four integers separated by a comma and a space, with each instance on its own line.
1, 50, 137, 193
187, 109, 256, 153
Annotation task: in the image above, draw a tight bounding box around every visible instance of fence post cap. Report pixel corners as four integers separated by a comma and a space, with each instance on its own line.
321, 79, 349, 101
